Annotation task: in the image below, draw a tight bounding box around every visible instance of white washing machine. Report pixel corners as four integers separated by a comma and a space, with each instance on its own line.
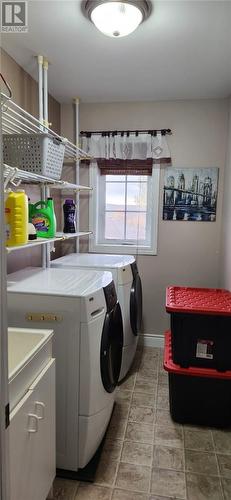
51, 254, 143, 381
7, 267, 123, 473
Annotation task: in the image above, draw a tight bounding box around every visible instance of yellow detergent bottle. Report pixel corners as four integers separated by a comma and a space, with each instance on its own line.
5, 189, 28, 247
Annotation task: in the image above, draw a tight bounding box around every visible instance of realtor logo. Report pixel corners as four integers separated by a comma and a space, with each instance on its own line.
1, 1, 28, 32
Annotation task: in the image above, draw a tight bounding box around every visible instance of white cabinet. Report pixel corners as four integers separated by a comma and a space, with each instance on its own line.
9, 359, 55, 500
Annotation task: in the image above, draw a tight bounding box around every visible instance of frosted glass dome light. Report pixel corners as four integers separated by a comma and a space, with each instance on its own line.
83, 1, 152, 38
91, 2, 142, 38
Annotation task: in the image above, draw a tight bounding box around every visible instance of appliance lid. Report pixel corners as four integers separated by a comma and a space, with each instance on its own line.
7, 267, 113, 297
51, 253, 136, 268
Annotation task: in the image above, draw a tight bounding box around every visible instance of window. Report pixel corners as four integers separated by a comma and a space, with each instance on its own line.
89, 164, 160, 255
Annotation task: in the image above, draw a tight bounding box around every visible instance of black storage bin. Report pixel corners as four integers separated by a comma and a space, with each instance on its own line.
166, 286, 231, 371
164, 331, 231, 428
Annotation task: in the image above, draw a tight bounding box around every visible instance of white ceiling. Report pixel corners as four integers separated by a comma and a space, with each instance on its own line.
2, 0, 231, 103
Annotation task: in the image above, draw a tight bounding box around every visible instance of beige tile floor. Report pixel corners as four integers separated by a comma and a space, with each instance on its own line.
51, 346, 231, 500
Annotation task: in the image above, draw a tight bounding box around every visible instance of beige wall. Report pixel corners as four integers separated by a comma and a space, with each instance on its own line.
1, 49, 61, 272
220, 98, 231, 289
62, 99, 229, 336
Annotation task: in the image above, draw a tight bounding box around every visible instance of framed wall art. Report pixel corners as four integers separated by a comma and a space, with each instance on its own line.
163, 167, 219, 221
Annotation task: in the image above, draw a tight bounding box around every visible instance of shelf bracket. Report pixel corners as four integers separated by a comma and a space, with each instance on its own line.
3, 167, 19, 190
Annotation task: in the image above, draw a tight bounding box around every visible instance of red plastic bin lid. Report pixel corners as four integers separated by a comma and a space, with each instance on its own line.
166, 286, 231, 316
163, 330, 231, 379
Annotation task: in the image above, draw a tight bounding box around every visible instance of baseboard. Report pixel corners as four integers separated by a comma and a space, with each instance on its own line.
139, 334, 164, 348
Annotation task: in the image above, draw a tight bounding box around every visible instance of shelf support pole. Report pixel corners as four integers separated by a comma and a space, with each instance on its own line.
0, 105, 10, 499
37, 54, 47, 268
74, 97, 80, 253
37, 55, 43, 129
43, 58, 49, 129
43, 59, 51, 267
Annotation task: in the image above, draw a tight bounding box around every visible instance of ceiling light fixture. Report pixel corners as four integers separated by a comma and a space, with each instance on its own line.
82, 0, 152, 38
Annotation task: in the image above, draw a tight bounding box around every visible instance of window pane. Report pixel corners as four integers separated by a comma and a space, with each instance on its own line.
127, 175, 148, 182
126, 212, 147, 240
127, 183, 147, 211
105, 212, 125, 239
106, 183, 125, 211
106, 175, 126, 182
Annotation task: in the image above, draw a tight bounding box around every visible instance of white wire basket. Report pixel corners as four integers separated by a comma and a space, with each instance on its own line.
3, 134, 65, 180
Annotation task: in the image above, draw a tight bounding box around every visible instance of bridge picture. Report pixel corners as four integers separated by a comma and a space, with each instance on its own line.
163, 167, 219, 221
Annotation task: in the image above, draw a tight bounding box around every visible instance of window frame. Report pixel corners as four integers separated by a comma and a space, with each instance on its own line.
89, 162, 160, 255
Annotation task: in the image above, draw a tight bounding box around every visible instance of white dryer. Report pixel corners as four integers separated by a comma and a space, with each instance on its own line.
51, 254, 143, 381
7, 267, 123, 472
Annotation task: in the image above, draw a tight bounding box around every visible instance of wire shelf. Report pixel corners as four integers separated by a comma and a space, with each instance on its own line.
1, 93, 93, 250
6, 231, 92, 253
3, 164, 92, 191
1, 92, 91, 162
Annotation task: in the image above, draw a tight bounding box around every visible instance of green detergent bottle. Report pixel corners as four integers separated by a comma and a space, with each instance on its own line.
30, 198, 56, 238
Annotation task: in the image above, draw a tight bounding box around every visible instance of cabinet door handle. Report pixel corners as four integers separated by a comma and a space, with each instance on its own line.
28, 413, 39, 433
35, 401, 45, 420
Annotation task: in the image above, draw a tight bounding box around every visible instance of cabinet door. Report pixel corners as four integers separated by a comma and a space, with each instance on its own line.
9, 359, 55, 500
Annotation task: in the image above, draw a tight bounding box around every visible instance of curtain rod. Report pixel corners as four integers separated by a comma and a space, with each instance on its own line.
80, 128, 172, 137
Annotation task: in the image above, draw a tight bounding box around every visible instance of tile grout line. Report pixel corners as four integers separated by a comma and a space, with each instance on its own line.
74, 480, 80, 498
123, 347, 158, 497
148, 349, 160, 495
158, 348, 187, 500
210, 429, 226, 500
95, 362, 139, 492
111, 362, 139, 493
182, 424, 188, 500
109, 481, 113, 500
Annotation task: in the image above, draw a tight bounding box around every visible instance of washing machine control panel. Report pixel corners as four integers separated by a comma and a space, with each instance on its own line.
103, 281, 117, 312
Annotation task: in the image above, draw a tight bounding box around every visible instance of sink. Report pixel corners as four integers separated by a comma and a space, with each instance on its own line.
8, 327, 53, 410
